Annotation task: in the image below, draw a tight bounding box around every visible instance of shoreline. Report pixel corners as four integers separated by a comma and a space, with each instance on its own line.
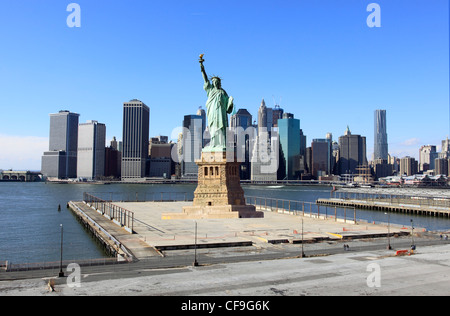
36, 179, 450, 190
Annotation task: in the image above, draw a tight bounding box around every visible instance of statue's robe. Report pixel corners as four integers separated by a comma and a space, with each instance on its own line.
204, 81, 233, 149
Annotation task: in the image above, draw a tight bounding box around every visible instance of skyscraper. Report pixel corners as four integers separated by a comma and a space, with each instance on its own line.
374, 110, 388, 160
230, 108, 252, 130
197, 107, 207, 147
435, 158, 449, 176
77, 120, 106, 180
440, 137, 450, 159
41, 110, 80, 179
419, 145, 437, 171
400, 156, 418, 176
105, 137, 121, 179
278, 113, 300, 180
253, 100, 278, 181
230, 108, 253, 179
338, 126, 367, 176
272, 104, 284, 128
121, 100, 150, 180
257, 99, 267, 134
311, 137, 332, 178
181, 114, 203, 178
257, 99, 284, 134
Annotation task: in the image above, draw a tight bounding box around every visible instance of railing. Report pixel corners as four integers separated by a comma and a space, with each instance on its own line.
69, 201, 135, 260
333, 190, 450, 209
0, 261, 7, 271
3, 258, 122, 273
85, 191, 194, 203
83, 193, 135, 233
245, 196, 357, 223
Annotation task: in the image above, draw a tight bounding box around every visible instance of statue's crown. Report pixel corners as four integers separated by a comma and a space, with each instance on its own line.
210, 75, 222, 81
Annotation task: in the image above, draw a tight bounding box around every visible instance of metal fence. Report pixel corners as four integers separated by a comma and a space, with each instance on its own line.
83, 193, 135, 233
69, 201, 135, 260
85, 191, 194, 203
245, 196, 357, 223
3, 258, 123, 273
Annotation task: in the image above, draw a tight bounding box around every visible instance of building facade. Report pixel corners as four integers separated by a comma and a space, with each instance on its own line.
311, 138, 332, 178
399, 156, 418, 176
230, 108, 253, 180
148, 137, 173, 178
257, 99, 284, 134
41, 110, 80, 179
338, 126, 367, 176
419, 145, 437, 172
278, 114, 300, 180
77, 120, 106, 180
435, 158, 449, 176
181, 114, 203, 178
121, 100, 150, 180
374, 109, 388, 160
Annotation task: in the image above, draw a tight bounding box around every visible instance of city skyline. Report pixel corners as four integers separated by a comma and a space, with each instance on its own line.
0, 0, 448, 170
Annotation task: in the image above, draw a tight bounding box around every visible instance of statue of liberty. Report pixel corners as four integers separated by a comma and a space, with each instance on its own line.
199, 54, 234, 151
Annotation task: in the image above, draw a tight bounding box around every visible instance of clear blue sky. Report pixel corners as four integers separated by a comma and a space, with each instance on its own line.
0, 0, 448, 170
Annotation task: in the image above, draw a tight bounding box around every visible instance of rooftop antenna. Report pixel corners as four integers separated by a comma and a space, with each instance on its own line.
272, 95, 282, 109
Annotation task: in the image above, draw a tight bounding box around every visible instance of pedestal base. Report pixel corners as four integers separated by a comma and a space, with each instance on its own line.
162, 151, 264, 220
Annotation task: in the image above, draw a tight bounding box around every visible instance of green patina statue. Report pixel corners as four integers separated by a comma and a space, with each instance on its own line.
199, 54, 234, 151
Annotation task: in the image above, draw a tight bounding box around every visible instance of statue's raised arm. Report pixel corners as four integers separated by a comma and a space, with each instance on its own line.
199, 54, 209, 84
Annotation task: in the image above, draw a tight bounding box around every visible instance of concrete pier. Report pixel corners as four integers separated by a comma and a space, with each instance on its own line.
68, 200, 409, 261
68, 202, 160, 260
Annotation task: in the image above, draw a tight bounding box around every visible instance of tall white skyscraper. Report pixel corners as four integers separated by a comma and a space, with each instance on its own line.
181, 114, 203, 178
77, 120, 106, 180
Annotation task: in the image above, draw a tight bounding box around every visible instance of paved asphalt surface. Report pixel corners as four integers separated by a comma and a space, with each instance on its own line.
1, 234, 448, 283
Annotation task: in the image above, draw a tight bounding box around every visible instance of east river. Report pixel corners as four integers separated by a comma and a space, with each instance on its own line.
1, 182, 449, 264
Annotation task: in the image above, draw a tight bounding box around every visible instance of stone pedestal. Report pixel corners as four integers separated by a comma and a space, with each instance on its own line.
162, 151, 264, 219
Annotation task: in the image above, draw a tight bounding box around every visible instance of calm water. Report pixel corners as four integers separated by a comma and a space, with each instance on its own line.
0, 182, 449, 264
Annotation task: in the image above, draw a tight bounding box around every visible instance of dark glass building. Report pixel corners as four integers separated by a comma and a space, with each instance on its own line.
338, 126, 367, 176
121, 100, 150, 179
278, 114, 300, 180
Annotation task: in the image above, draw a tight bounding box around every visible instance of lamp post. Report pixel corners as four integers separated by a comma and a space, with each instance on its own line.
385, 212, 391, 250
193, 221, 199, 266
301, 217, 305, 258
410, 219, 416, 252
58, 224, 64, 277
